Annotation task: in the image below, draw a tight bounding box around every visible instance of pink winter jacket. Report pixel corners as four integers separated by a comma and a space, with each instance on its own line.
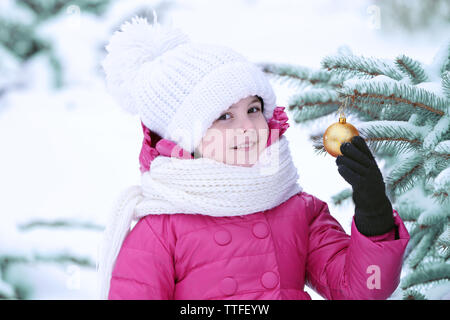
108, 191, 410, 300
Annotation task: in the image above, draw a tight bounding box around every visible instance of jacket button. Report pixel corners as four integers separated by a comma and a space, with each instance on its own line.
252, 222, 269, 239
220, 277, 237, 295
261, 271, 279, 289
214, 230, 232, 246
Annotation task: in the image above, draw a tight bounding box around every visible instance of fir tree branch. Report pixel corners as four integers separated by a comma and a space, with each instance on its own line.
17, 219, 104, 231
403, 278, 450, 299
393, 201, 423, 222
18, 0, 111, 20
432, 166, 450, 204
406, 225, 441, 269
311, 133, 328, 157
385, 153, 425, 195
402, 289, 427, 300
401, 262, 450, 290
417, 205, 448, 227
357, 121, 423, 156
432, 190, 449, 204
344, 95, 380, 120
330, 188, 352, 206
395, 54, 429, 84
403, 226, 427, 262
0, 19, 49, 60
18, 0, 67, 20
436, 225, 450, 259
339, 78, 447, 120
258, 62, 344, 89
0, 253, 95, 269
259, 63, 313, 82
424, 116, 450, 150
439, 42, 450, 75
426, 156, 450, 177
321, 54, 403, 80
409, 222, 431, 238
434, 140, 450, 155
288, 88, 339, 122
442, 71, 450, 99
422, 140, 450, 191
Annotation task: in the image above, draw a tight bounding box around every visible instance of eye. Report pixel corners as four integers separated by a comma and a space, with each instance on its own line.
217, 113, 231, 121
217, 106, 261, 121
249, 106, 261, 113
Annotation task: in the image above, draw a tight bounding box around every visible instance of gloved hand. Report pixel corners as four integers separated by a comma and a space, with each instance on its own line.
335, 135, 395, 236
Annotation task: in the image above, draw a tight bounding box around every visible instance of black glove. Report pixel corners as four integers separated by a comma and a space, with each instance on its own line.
335, 135, 395, 236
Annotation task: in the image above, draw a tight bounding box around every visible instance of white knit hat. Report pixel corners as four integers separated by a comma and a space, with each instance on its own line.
102, 15, 277, 153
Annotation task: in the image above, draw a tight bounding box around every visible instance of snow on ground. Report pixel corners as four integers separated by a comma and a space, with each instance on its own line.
0, 0, 448, 299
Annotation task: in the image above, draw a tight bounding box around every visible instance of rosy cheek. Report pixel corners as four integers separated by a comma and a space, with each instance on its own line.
256, 126, 268, 140
201, 134, 229, 158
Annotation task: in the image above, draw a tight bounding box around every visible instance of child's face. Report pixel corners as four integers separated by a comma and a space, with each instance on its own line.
194, 95, 269, 167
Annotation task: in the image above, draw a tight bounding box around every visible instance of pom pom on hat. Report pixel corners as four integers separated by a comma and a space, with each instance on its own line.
101, 13, 190, 114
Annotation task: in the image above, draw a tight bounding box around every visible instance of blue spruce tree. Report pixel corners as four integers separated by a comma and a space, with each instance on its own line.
259, 39, 450, 299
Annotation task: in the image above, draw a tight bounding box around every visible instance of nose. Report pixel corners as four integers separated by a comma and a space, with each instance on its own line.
236, 116, 256, 133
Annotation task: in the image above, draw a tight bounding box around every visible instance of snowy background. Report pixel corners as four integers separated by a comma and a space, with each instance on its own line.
0, 0, 449, 299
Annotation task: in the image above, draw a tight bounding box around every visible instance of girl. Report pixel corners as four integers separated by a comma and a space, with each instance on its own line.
98, 15, 410, 300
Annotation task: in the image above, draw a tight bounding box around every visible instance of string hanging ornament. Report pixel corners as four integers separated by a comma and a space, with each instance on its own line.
323, 97, 359, 157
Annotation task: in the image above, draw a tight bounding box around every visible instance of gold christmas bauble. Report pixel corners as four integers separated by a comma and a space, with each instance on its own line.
323, 116, 359, 157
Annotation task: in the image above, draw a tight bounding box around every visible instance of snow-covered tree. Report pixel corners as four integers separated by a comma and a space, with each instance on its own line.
0, 0, 111, 89
0, 0, 176, 300
371, 0, 450, 34
0, 0, 113, 300
259, 39, 450, 299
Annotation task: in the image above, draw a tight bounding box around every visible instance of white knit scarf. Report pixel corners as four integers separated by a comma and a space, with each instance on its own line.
97, 135, 302, 299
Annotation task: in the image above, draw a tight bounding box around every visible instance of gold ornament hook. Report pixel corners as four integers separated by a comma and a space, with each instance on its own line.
338, 97, 349, 124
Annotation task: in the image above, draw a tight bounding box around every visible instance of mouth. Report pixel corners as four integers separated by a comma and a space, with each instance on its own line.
232, 140, 257, 151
